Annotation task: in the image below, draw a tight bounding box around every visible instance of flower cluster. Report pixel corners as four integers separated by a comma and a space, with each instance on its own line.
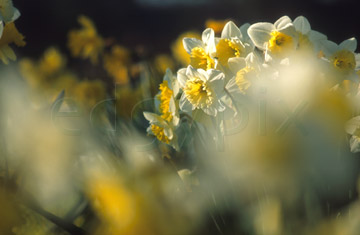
145, 15, 360, 153
0, 0, 25, 64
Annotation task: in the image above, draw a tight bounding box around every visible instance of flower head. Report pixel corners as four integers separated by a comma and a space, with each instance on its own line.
68, 16, 104, 64
0, 22, 25, 64
183, 28, 216, 70
178, 65, 226, 116
248, 16, 298, 57
144, 112, 179, 150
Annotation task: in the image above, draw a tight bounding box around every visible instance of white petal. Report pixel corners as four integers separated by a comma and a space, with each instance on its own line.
143, 112, 161, 123
203, 28, 216, 55
274, 16, 292, 30
293, 16, 311, 34
321, 40, 339, 57
177, 68, 188, 88
221, 21, 241, 39
186, 65, 201, 79
208, 70, 225, 95
339, 37, 357, 52
183, 38, 204, 54
239, 23, 251, 40
179, 93, 193, 112
308, 30, 327, 42
278, 24, 297, 38
228, 57, 246, 74
197, 69, 209, 82
10, 8, 21, 22
164, 126, 173, 140
247, 22, 274, 50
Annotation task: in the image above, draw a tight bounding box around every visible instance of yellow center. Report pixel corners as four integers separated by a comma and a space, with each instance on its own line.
151, 124, 170, 144
216, 39, 242, 67
235, 67, 255, 94
268, 31, 293, 55
184, 77, 214, 109
190, 47, 215, 70
156, 80, 174, 122
331, 50, 356, 71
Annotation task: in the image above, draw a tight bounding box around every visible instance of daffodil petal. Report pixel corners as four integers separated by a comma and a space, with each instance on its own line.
339, 37, 357, 52
247, 22, 274, 50
221, 21, 241, 39
274, 16, 292, 30
293, 16, 311, 34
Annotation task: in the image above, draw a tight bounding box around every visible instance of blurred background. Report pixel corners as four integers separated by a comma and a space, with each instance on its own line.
15, 0, 360, 60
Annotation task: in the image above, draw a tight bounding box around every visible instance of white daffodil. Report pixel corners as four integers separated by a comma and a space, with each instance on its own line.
183, 28, 217, 70
225, 53, 261, 98
345, 116, 360, 153
321, 38, 357, 72
292, 16, 327, 53
0, 0, 20, 23
155, 68, 180, 126
0, 0, 20, 38
247, 16, 298, 57
177, 65, 226, 116
215, 21, 253, 68
143, 111, 179, 150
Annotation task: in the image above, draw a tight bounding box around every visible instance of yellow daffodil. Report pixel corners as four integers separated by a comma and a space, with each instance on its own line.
154, 54, 175, 75
68, 15, 104, 64
0, 22, 25, 64
72, 80, 106, 109
103, 45, 131, 85
39, 47, 66, 76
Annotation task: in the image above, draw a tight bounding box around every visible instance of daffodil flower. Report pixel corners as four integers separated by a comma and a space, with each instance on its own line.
177, 65, 226, 116
183, 28, 216, 70
155, 69, 180, 126
0, 0, 20, 36
247, 16, 298, 58
225, 53, 260, 98
292, 16, 327, 53
321, 38, 357, 72
143, 112, 179, 150
215, 21, 252, 68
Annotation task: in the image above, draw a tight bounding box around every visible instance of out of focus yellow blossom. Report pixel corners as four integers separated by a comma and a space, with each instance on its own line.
154, 54, 174, 75
103, 45, 131, 85
205, 19, 229, 34
39, 47, 66, 76
171, 31, 200, 66
0, 22, 25, 64
68, 16, 104, 64
71, 80, 106, 110
86, 173, 153, 235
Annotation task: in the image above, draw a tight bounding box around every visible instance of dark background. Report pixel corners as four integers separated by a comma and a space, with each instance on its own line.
14, 0, 360, 59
